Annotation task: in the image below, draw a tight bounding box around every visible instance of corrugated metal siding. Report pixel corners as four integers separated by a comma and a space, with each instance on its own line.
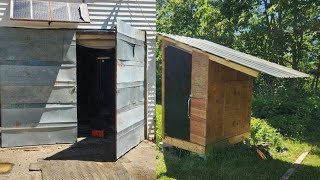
0, 0, 156, 139
159, 33, 309, 78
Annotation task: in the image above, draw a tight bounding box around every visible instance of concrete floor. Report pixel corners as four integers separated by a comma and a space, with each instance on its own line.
0, 139, 155, 180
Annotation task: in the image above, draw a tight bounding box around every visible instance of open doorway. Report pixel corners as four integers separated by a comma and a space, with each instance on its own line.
76, 32, 116, 160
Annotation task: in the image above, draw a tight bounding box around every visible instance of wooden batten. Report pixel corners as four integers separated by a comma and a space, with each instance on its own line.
190, 51, 209, 146
76, 32, 116, 49
163, 136, 205, 154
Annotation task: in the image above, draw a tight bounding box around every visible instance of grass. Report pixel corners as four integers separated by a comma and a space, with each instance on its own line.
156, 104, 320, 180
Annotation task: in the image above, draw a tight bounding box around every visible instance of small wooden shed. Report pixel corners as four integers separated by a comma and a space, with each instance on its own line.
158, 33, 309, 154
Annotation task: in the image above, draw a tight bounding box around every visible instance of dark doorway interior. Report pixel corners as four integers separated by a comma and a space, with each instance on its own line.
164, 46, 192, 141
76, 44, 116, 147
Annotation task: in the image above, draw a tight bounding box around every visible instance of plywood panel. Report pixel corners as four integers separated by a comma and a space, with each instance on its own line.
206, 61, 252, 144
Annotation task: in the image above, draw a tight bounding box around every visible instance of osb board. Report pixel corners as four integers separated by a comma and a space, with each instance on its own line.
206, 61, 253, 144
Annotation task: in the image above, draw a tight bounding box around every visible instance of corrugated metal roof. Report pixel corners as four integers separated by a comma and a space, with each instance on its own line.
159, 33, 309, 78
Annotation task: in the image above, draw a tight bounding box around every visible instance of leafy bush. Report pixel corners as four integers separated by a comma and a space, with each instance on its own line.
252, 76, 320, 142
250, 118, 283, 149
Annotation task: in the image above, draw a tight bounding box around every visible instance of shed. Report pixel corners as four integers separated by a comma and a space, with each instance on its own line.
158, 33, 309, 155
0, 0, 156, 161
0, 0, 151, 160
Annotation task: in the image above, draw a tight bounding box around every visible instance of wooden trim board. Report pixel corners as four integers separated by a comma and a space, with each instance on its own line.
163, 136, 206, 154
158, 36, 259, 77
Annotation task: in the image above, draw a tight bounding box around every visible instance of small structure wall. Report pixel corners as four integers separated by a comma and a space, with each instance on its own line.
189, 51, 253, 147
206, 61, 253, 144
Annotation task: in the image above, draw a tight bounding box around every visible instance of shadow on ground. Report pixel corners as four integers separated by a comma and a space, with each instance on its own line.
45, 137, 116, 162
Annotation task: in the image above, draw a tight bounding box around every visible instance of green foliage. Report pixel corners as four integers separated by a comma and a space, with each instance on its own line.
156, 0, 320, 104
252, 78, 320, 142
250, 118, 283, 148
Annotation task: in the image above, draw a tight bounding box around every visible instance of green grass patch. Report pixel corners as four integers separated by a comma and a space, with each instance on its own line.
156, 104, 320, 180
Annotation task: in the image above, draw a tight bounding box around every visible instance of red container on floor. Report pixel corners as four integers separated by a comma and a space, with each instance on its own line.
91, 129, 105, 138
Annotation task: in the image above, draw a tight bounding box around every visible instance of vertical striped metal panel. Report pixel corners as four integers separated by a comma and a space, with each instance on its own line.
0, 0, 156, 139
0, 28, 77, 147
116, 20, 145, 158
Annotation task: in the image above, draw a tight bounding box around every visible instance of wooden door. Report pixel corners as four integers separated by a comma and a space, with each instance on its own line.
164, 46, 192, 141
115, 20, 146, 158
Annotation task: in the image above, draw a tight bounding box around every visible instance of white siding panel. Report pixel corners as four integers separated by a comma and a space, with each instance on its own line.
0, 0, 156, 139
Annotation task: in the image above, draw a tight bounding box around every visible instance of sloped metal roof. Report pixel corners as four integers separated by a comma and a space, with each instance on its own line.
159, 33, 309, 78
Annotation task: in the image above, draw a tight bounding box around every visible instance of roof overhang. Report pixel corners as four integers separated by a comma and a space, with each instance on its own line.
158, 33, 309, 79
